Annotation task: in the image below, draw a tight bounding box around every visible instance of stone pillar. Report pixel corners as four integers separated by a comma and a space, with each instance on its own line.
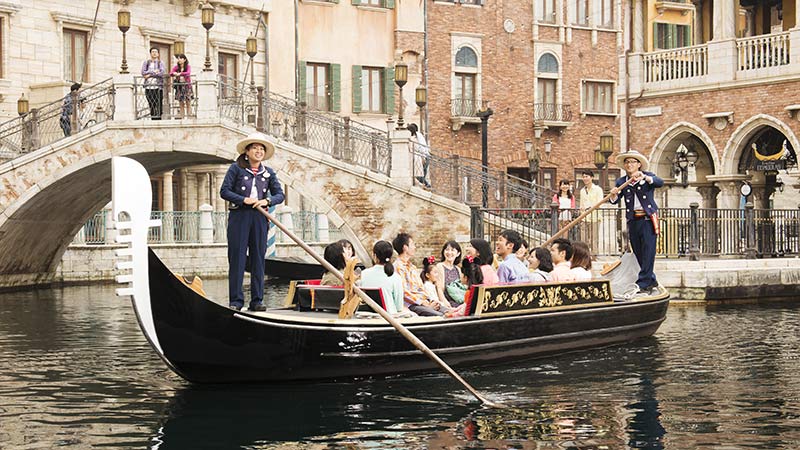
278, 206, 294, 243
633, 0, 644, 53
178, 169, 188, 211
707, 175, 750, 210
199, 204, 214, 244
197, 172, 210, 207
696, 183, 720, 256
317, 212, 330, 243
162, 171, 175, 243
712, 0, 736, 41
187, 171, 198, 211
706, 0, 738, 84
389, 128, 413, 187
112, 73, 136, 121
214, 170, 227, 212
104, 208, 117, 245
195, 71, 219, 120
696, 184, 720, 208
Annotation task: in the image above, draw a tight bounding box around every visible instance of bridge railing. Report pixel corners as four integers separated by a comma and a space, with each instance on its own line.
411, 146, 551, 209
133, 77, 198, 120
0, 78, 115, 161
472, 203, 800, 259
217, 75, 392, 176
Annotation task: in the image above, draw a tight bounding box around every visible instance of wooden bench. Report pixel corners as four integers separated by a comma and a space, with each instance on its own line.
285, 280, 388, 313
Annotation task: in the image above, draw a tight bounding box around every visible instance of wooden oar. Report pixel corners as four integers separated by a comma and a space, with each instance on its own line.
541, 177, 637, 249
255, 205, 503, 409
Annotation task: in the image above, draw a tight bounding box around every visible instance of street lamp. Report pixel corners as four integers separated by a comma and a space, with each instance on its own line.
117, 3, 131, 74
415, 86, 426, 133
595, 127, 614, 191
17, 93, 29, 116
477, 106, 493, 208
673, 144, 695, 187
394, 62, 408, 129
201, 1, 215, 72
246, 33, 257, 90
174, 40, 185, 56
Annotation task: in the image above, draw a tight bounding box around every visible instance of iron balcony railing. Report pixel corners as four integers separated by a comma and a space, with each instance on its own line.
217, 75, 392, 176
533, 103, 572, 122
473, 204, 800, 258
133, 76, 198, 120
451, 98, 481, 117
0, 78, 115, 162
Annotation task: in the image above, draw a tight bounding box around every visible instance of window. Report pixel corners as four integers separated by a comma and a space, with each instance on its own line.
540, 168, 556, 193
582, 81, 614, 114
571, 0, 588, 26
218, 52, 238, 98
360, 67, 383, 113
655, 23, 691, 50
537, 0, 555, 23
536, 53, 558, 106
599, 0, 614, 28
455, 47, 478, 67
537, 53, 558, 73
306, 63, 329, 111
453, 46, 479, 117
537, 79, 556, 105
63, 28, 87, 82
151, 42, 172, 74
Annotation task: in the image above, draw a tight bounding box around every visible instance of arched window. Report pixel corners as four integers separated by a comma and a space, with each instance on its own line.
455, 47, 478, 67
537, 54, 558, 73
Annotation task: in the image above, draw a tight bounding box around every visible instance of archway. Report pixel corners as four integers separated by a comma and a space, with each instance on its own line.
651, 122, 719, 208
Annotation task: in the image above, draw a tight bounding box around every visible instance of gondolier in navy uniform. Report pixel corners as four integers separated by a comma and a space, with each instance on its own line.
609, 150, 664, 295
221, 132, 285, 311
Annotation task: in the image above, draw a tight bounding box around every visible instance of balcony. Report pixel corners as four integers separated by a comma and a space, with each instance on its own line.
450, 97, 483, 131
533, 103, 573, 131
632, 30, 797, 96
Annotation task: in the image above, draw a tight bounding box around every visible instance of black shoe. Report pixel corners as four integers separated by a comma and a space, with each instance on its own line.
248, 303, 267, 312
230, 304, 242, 311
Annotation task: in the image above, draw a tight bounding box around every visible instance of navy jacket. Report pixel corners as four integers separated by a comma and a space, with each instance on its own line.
610, 171, 663, 221
220, 163, 285, 209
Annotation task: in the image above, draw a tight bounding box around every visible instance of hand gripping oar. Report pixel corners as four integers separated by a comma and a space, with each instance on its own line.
540, 176, 637, 249
255, 205, 503, 409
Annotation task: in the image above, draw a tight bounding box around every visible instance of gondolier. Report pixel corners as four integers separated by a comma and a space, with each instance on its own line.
609, 150, 663, 296
220, 132, 285, 311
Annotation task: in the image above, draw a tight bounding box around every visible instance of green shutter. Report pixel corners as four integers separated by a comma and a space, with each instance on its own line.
383, 66, 395, 115
382, 0, 395, 8
352, 65, 362, 113
653, 23, 659, 50
684, 25, 692, 47
351, 0, 360, 5
329, 63, 341, 112
298, 60, 307, 104
668, 24, 677, 49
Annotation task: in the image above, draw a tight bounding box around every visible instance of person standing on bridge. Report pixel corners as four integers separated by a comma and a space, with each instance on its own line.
141, 47, 165, 120
220, 132, 285, 311
609, 150, 664, 296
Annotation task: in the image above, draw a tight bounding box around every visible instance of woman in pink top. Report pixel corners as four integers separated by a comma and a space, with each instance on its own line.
465, 238, 498, 285
169, 54, 192, 118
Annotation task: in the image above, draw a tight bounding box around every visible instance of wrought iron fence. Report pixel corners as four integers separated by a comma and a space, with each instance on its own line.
533, 103, 572, 122
134, 77, 198, 120
451, 98, 481, 117
217, 75, 392, 176
0, 78, 115, 161
473, 204, 800, 259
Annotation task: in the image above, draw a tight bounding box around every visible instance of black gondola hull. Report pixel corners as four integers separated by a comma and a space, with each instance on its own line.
146, 250, 669, 383
263, 256, 325, 280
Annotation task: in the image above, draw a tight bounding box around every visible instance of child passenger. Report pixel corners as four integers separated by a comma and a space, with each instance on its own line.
445, 256, 484, 318
420, 256, 440, 303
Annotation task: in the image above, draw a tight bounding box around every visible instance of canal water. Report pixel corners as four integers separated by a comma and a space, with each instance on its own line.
0, 281, 798, 449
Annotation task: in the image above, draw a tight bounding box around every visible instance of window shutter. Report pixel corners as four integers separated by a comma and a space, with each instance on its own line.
653, 23, 659, 50
298, 60, 307, 104
383, 66, 395, 115
382, 0, 395, 8
684, 25, 692, 47
329, 63, 341, 112
352, 65, 362, 113
668, 23, 677, 49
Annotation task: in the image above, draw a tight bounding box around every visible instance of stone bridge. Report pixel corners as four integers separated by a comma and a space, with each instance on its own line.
0, 116, 472, 289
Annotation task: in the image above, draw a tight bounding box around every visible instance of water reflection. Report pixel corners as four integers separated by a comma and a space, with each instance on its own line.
1, 283, 799, 449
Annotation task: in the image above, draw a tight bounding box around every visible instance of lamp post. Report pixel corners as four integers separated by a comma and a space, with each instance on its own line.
201, 1, 215, 72
673, 144, 690, 186
117, 3, 131, 74
598, 127, 614, 191
415, 86, 426, 134
246, 33, 257, 91
477, 106, 493, 208
17, 93, 28, 117
394, 62, 407, 129
174, 40, 185, 56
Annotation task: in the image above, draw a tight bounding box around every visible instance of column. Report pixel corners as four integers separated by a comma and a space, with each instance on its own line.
214, 170, 227, 212
112, 73, 136, 121
187, 171, 198, 211
195, 71, 219, 120
178, 169, 189, 211
199, 204, 214, 244
162, 171, 175, 243
712, 0, 736, 41
389, 128, 413, 187
696, 184, 720, 255
707, 0, 737, 84
317, 212, 330, 243
197, 172, 210, 207
633, 0, 644, 53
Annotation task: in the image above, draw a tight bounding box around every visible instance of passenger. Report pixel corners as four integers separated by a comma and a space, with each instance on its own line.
570, 241, 593, 280
435, 240, 463, 307
320, 241, 346, 286
549, 237, 576, 282
359, 240, 404, 314
495, 229, 530, 284
392, 233, 447, 316
465, 238, 499, 285
516, 238, 530, 268
337, 238, 365, 276
445, 256, 484, 318
528, 247, 553, 282
420, 256, 441, 303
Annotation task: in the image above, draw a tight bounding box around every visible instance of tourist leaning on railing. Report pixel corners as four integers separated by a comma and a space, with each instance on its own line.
169, 54, 193, 119
59, 83, 82, 137
141, 47, 165, 120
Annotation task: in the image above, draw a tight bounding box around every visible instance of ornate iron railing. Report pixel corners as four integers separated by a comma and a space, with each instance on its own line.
451, 97, 481, 117
217, 75, 392, 176
133, 76, 198, 120
533, 103, 572, 122
0, 78, 115, 161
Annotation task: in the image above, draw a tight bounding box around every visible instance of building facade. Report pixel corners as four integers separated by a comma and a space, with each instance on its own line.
426, 0, 624, 198
622, 0, 800, 210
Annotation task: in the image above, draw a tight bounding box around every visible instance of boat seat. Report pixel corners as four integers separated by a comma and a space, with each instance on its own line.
290, 284, 387, 313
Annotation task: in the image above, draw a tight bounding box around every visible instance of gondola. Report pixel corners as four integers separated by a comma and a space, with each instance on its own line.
112, 157, 669, 384
263, 255, 325, 279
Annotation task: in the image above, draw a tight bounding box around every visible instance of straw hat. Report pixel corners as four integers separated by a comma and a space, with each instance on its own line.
615, 149, 649, 171
236, 132, 275, 159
